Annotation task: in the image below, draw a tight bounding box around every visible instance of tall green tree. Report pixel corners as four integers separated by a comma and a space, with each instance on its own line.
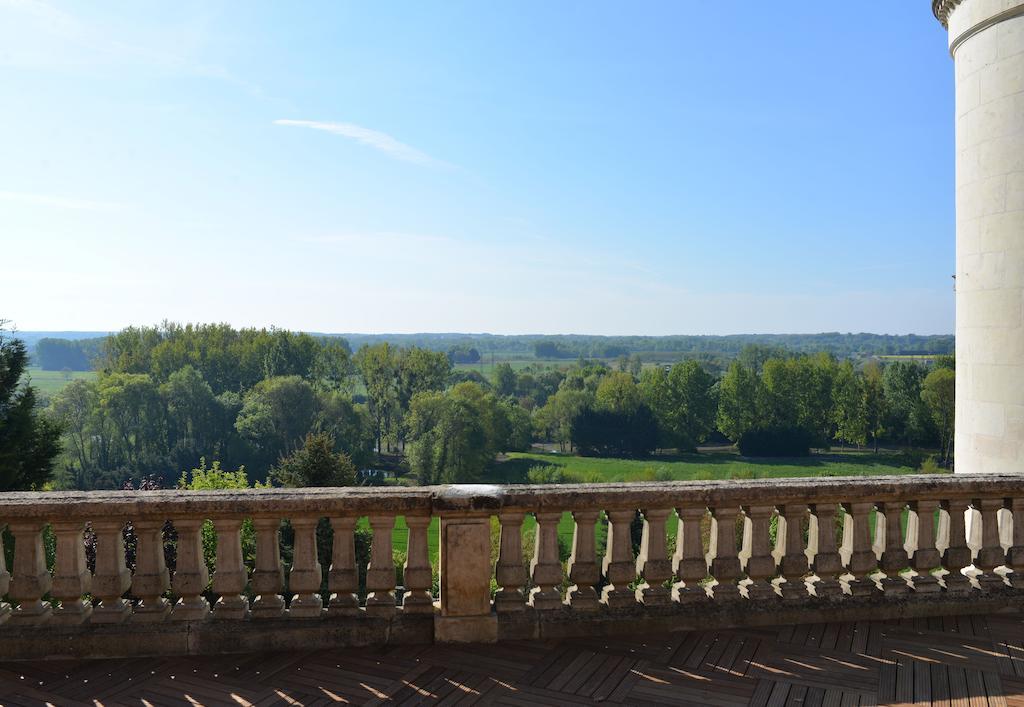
354, 343, 399, 453
716, 361, 763, 442
0, 326, 62, 490
921, 367, 955, 465
640, 361, 717, 451
595, 371, 642, 415
270, 432, 357, 487
832, 361, 867, 447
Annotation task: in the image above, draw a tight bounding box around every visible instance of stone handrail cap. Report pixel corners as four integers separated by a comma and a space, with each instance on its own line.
433, 484, 505, 512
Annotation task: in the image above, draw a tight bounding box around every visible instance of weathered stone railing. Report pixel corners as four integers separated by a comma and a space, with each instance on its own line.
0, 474, 1022, 659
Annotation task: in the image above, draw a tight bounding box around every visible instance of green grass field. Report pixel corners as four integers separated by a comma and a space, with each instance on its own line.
26, 366, 96, 396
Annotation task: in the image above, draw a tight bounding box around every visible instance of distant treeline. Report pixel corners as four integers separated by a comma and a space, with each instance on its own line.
34, 337, 105, 371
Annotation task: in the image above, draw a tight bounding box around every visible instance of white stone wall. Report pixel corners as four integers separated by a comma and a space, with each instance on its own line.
947, 0, 1024, 472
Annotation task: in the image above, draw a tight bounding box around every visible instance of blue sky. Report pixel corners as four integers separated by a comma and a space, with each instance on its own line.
1, 1, 955, 335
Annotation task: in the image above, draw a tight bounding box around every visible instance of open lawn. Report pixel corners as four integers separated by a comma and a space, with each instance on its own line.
26, 366, 96, 396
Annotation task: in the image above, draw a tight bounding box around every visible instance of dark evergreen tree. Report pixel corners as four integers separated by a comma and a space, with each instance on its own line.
0, 325, 62, 490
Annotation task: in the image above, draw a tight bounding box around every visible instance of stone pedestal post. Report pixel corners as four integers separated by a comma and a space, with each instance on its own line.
935, 0, 1024, 474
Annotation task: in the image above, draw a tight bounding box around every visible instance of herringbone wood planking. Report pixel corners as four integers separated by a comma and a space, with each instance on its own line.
0, 613, 1021, 706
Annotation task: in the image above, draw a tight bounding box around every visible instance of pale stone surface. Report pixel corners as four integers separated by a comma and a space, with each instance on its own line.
327, 516, 359, 615
940, 0, 1024, 475
529, 511, 563, 610
212, 519, 249, 620
565, 510, 599, 610
50, 521, 92, 625
250, 517, 286, 618
170, 519, 211, 621
439, 516, 491, 618
401, 514, 434, 613
288, 517, 324, 618
494, 512, 528, 612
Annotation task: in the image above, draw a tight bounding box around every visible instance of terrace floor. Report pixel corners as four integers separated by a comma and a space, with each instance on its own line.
1, 613, 1023, 706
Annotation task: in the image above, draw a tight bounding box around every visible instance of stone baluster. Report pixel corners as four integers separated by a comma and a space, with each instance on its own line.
879, 502, 910, 595
7, 521, 52, 624
132, 519, 170, 621
212, 519, 248, 619
636, 508, 672, 605
710, 506, 742, 601
0, 524, 10, 624
943, 499, 974, 593
911, 499, 942, 593
780, 504, 810, 600
673, 506, 708, 602
494, 512, 527, 612
365, 515, 396, 616
50, 520, 92, 624
811, 503, 843, 597
90, 519, 132, 623
289, 516, 324, 617
744, 505, 777, 601
1008, 498, 1024, 586
171, 518, 210, 620
846, 502, 878, 596
328, 516, 358, 615
529, 511, 563, 610
402, 515, 433, 613
975, 498, 1008, 592
602, 509, 637, 608
565, 510, 599, 610
251, 517, 285, 617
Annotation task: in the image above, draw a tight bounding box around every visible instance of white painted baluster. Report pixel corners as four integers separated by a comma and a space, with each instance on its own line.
975, 498, 1008, 591
780, 504, 809, 600
911, 499, 942, 593
171, 518, 211, 620
365, 515, 396, 617
251, 517, 285, 618
494, 512, 527, 612
328, 516, 359, 615
0, 524, 10, 625
529, 511, 563, 610
636, 508, 672, 606
90, 519, 132, 623
288, 516, 324, 618
50, 520, 92, 624
943, 499, 974, 593
879, 502, 910, 595
566, 510, 599, 611
744, 505, 777, 601
7, 521, 52, 624
846, 502, 878, 596
602, 509, 637, 608
673, 506, 708, 602
212, 519, 249, 619
811, 503, 843, 597
402, 515, 433, 613
710, 506, 742, 601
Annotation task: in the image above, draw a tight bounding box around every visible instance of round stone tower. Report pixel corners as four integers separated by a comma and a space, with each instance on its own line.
934, 0, 1024, 473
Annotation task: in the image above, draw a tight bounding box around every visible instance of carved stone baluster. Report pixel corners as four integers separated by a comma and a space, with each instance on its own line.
846, 502, 878, 596
1008, 498, 1024, 587
565, 510, 599, 611
711, 506, 742, 601
811, 503, 843, 597
880, 502, 910, 595
289, 516, 324, 618
636, 508, 672, 605
7, 521, 51, 624
171, 518, 210, 620
251, 517, 285, 618
602, 509, 638, 608
975, 498, 1008, 592
50, 520, 92, 624
403, 515, 433, 613
131, 519, 171, 622
0, 524, 10, 624
328, 517, 358, 615
673, 506, 708, 602
91, 519, 132, 623
943, 499, 974, 593
911, 499, 942, 593
212, 519, 248, 619
780, 504, 810, 601
529, 511, 563, 610
494, 512, 527, 612
745, 505, 777, 601
365, 515, 396, 616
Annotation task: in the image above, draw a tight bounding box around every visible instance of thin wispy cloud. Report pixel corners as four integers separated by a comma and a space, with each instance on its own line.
274, 120, 436, 165
0, 191, 123, 211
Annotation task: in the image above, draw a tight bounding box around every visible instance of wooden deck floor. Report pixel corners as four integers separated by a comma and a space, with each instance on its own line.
1, 613, 1023, 706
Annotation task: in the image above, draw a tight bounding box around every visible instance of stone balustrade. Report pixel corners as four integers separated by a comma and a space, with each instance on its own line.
0, 474, 1022, 659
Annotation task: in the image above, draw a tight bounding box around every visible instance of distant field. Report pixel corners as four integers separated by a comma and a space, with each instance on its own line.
26, 366, 96, 396
454, 358, 565, 378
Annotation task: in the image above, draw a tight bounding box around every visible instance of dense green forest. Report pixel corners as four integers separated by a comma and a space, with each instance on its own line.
13, 322, 956, 493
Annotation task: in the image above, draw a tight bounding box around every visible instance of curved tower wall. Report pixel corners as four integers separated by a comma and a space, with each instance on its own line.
936, 0, 1024, 473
